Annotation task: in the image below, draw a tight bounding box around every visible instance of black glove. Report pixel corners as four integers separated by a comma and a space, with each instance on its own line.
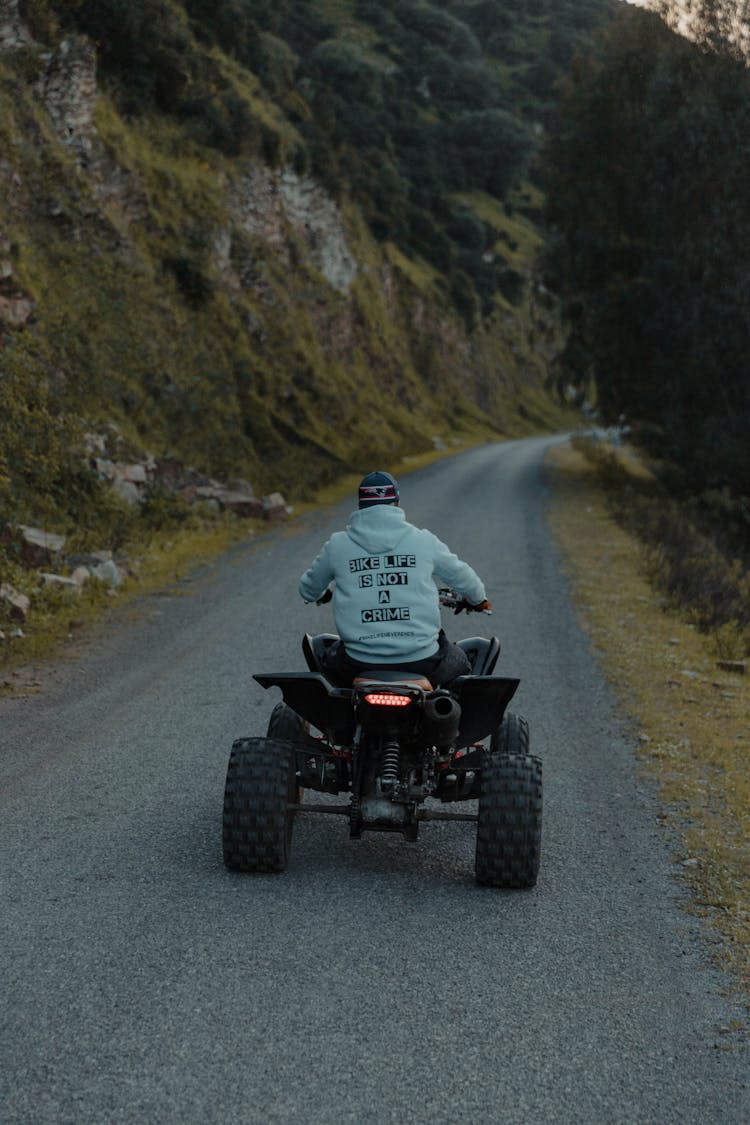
316, 588, 333, 605
454, 597, 492, 614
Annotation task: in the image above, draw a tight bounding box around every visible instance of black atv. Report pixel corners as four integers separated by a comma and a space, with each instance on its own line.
222, 593, 542, 887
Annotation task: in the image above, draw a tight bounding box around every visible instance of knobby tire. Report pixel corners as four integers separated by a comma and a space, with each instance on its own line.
222, 737, 297, 874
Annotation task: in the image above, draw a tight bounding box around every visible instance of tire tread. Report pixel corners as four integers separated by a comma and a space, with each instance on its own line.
222, 737, 295, 873
475, 748, 542, 889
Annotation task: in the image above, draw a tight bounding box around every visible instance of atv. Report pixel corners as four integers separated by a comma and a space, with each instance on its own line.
222, 591, 542, 887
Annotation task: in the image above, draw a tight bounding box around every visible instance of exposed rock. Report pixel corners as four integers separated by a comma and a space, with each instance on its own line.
0, 290, 34, 327
193, 485, 264, 518
263, 492, 288, 522
118, 463, 148, 485
3, 524, 66, 568
152, 457, 188, 489
193, 495, 220, 513
0, 582, 30, 620
39, 573, 81, 594
280, 169, 357, 293
717, 660, 746, 676
66, 549, 113, 569
83, 432, 107, 454
212, 227, 241, 291
1, 234, 11, 279
151, 457, 218, 493
89, 559, 124, 587
217, 491, 265, 518
94, 458, 147, 485
112, 478, 140, 505
88, 149, 149, 228
41, 35, 98, 165
232, 164, 357, 294
0, 0, 31, 51
93, 457, 117, 480
94, 459, 149, 504
226, 478, 256, 496
0, 231, 34, 326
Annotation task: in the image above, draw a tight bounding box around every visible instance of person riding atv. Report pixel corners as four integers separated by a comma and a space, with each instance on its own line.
299, 471, 492, 687
223, 470, 541, 886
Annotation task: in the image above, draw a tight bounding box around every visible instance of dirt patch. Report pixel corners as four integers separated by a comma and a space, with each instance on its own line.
546, 440, 750, 1004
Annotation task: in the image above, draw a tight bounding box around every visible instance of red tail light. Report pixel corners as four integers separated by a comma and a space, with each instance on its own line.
364, 693, 412, 707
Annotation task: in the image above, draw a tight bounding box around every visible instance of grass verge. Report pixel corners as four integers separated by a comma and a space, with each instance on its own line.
0, 432, 499, 689
0, 517, 254, 693
546, 439, 750, 1006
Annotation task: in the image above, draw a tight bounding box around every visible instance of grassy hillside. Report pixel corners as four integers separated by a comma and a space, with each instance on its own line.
1, 0, 616, 550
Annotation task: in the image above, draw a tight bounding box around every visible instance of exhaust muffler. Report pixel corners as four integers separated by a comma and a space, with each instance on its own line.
421, 693, 462, 748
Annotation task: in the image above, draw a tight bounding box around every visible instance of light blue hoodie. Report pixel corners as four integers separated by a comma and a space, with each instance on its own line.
299, 505, 486, 663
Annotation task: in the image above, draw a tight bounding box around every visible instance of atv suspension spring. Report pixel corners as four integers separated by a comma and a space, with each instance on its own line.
381, 740, 400, 792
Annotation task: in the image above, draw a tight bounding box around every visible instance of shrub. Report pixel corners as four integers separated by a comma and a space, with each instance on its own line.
449, 268, 478, 330
440, 109, 531, 196
395, 2, 481, 60
162, 255, 215, 308
496, 267, 525, 304
574, 438, 750, 656
18, 0, 60, 43
251, 32, 298, 98
51, 0, 193, 113
307, 40, 384, 108
178, 85, 263, 156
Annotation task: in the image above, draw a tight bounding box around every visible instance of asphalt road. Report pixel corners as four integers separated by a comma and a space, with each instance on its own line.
1, 436, 748, 1124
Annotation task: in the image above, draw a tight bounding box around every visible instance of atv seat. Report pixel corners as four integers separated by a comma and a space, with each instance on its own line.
353, 670, 434, 692
303, 632, 339, 674
457, 635, 501, 676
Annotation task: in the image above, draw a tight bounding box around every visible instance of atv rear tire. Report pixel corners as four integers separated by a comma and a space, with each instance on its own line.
267, 702, 305, 803
490, 712, 529, 756
222, 737, 297, 873
475, 750, 542, 888
267, 701, 305, 741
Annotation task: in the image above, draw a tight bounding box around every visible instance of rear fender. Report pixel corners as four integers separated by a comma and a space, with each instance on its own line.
254, 672, 354, 742
450, 675, 520, 748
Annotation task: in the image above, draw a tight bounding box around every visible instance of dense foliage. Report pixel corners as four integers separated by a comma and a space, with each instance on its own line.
542, 6, 750, 514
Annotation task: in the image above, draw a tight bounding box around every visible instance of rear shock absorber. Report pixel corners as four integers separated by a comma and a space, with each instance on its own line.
380, 739, 400, 792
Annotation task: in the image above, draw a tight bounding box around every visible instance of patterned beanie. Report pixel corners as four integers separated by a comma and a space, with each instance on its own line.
358, 471, 400, 509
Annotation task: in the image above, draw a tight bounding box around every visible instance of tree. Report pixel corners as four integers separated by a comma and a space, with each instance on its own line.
543, 7, 750, 494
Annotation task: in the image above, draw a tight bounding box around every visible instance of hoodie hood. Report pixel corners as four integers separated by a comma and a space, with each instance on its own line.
346, 504, 411, 553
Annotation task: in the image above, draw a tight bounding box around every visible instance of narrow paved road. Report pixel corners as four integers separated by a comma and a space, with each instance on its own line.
1, 437, 747, 1124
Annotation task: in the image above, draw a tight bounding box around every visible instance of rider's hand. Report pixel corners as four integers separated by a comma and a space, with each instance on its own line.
316, 588, 333, 605
454, 597, 492, 614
